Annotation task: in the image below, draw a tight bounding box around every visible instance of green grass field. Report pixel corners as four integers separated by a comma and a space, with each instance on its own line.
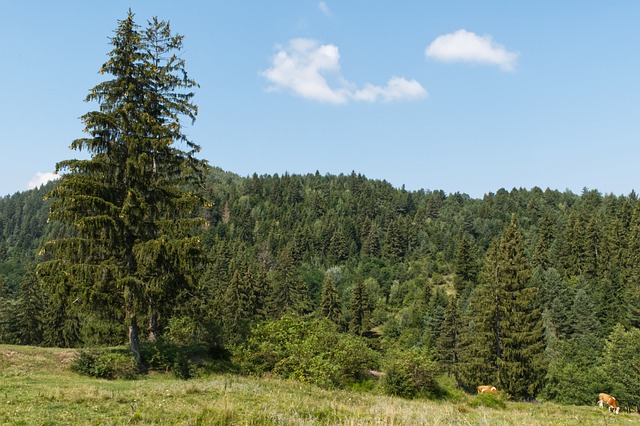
1, 345, 636, 425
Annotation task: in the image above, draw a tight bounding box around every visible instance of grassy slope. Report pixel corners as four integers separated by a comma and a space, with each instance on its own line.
1, 345, 636, 425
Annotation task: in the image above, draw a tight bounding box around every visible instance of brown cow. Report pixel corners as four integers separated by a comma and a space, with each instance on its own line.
477, 385, 499, 396
598, 393, 620, 414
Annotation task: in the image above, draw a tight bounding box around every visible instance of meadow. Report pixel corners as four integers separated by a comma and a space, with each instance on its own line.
1, 345, 636, 425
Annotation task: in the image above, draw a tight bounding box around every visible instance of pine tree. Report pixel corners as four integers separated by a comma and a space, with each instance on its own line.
496, 218, 546, 399
15, 268, 45, 345
453, 230, 478, 300
349, 280, 372, 335
319, 274, 344, 329
626, 201, 640, 327
383, 218, 407, 263
532, 211, 554, 269
456, 242, 500, 391
222, 269, 250, 343
435, 297, 461, 381
267, 247, 312, 317
37, 12, 206, 369
457, 218, 547, 399
360, 218, 380, 258
602, 324, 640, 411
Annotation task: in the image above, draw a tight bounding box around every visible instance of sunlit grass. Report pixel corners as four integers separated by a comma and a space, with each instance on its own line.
1, 345, 637, 425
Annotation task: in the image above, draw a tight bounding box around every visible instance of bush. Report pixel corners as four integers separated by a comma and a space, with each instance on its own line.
469, 392, 506, 409
71, 349, 137, 380
232, 315, 379, 388
381, 347, 441, 399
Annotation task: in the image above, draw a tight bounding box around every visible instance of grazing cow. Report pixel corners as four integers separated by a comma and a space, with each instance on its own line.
598, 393, 620, 414
477, 385, 499, 396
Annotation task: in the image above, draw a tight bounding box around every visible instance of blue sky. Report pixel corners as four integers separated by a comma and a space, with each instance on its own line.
1, 1, 638, 199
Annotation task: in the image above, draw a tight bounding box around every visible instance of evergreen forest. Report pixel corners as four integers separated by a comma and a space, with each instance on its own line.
1, 12, 639, 411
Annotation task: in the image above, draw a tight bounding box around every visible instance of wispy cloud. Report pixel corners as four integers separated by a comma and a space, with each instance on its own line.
261, 38, 427, 104
354, 77, 427, 102
425, 29, 519, 72
27, 171, 59, 189
319, 1, 331, 17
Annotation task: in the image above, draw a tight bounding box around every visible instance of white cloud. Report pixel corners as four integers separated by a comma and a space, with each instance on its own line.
261, 38, 427, 104
425, 29, 519, 72
27, 171, 59, 189
354, 77, 427, 102
319, 1, 331, 16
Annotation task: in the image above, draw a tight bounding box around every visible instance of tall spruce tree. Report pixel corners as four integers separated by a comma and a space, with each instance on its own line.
15, 268, 45, 345
349, 280, 372, 335
495, 217, 546, 399
458, 218, 546, 399
37, 12, 206, 369
319, 274, 344, 329
456, 242, 500, 391
453, 230, 478, 300
435, 296, 461, 382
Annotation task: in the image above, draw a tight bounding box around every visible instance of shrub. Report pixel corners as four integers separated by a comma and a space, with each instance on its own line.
381, 347, 441, 399
469, 392, 506, 409
140, 340, 230, 378
71, 349, 137, 380
232, 315, 379, 388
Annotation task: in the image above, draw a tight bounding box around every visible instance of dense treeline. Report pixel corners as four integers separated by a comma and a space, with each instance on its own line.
1, 171, 640, 406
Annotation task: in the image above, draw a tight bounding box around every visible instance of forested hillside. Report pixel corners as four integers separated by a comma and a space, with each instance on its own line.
1, 169, 640, 407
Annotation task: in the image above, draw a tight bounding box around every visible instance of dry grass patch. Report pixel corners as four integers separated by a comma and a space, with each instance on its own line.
1, 345, 639, 425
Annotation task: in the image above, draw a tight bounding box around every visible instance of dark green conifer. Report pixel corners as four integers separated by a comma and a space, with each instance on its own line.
319, 274, 344, 329
434, 297, 461, 382
453, 230, 478, 300
267, 247, 312, 317
37, 12, 206, 369
457, 218, 547, 399
349, 280, 372, 335
496, 218, 546, 399
15, 268, 45, 345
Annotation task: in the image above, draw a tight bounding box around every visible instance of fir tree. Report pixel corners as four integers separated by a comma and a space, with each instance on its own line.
319, 274, 344, 329
267, 247, 312, 317
434, 297, 461, 381
495, 218, 546, 399
456, 242, 500, 391
360, 218, 380, 258
349, 280, 372, 335
532, 211, 554, 269
626, 200, 640, 327
458, 218, 547, 399
15, 268, 45, 345
37, 12, 206, 369
453, 230, 478, 299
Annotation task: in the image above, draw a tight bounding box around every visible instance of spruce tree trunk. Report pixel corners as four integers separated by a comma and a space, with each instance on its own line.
129, 314, 143, 372
148, 299, 158, 342
148, 312, 158, 342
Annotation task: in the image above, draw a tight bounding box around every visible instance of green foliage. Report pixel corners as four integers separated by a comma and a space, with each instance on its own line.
469, 392, 507, 409
5, 134, 640, 407
458, 218, 547, 399
542, 335, 607, 405
140, 341, 228, 379
601, 324, 640, 409
381, 347, 442, 399
319, 274, 344, 329
37, 11, 207, 368
71, 349, 137, 380
232, 315, 378, 388
349, 279, 372, 335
